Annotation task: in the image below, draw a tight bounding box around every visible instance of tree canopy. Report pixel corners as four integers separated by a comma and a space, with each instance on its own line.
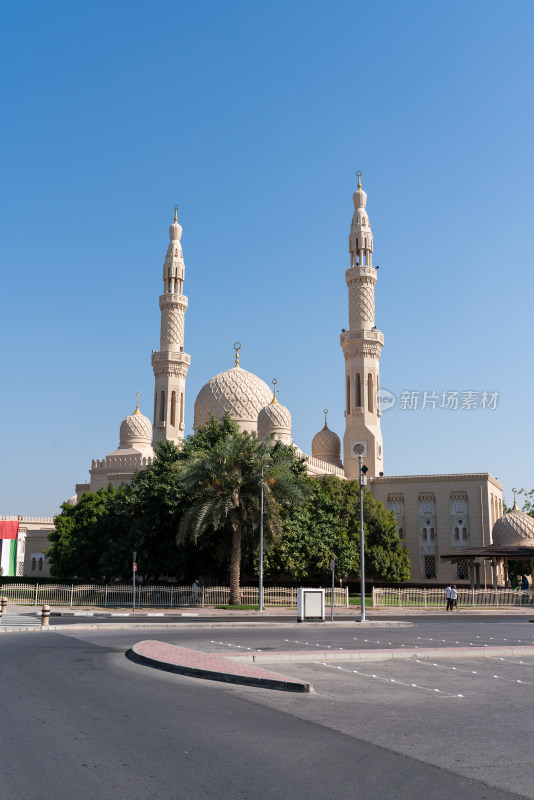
47, 415, 410, 590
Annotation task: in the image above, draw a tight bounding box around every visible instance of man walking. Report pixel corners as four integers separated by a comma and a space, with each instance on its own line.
445, 583, 452, 611
451, 584, 458, 611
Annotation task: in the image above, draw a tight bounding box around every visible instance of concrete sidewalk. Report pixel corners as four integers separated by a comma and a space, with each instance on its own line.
6, 603, 534, 617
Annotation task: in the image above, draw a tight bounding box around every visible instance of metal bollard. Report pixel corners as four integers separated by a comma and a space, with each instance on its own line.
0, 596, 7, 614
41, 604, 50, 626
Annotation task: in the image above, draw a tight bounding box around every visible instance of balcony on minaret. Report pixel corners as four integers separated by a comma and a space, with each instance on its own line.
340, 329, 384, 346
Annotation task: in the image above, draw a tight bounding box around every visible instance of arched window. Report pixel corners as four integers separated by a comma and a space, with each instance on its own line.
398, 527, 404, 539
455, 527, 459, 540
180, 392, 184, 425
170, 391, 176, 427
160, 391, 165, 421
367, 373, 374, 412
153, 391, 157, 425
462, 527, 467, 539
346, 375, 351, 414
422, 527, 427, 540
355, 373, 361, 406
430, 527, 435, 540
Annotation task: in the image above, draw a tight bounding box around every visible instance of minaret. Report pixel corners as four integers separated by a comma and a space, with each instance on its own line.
151, 206, 191, 445
340, 172, 384, 479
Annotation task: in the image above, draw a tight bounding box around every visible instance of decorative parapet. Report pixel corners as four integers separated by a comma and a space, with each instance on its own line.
0, 515, 55, 523
91, 455, 155, 471
294, 449, 345, 478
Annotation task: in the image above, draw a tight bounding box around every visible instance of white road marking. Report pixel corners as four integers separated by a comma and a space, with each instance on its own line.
316, 662, 462, 698
414, 659, 534, 687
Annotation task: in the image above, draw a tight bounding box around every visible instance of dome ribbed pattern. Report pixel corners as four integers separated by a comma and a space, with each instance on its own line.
194, 367, 273, 432
492, 507, 534, 546
257, 402, 292, 440
312, 424, 343, 468
119, 412, 153, 445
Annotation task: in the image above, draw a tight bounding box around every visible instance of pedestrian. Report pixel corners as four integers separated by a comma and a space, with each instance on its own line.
192, 579, 200, 606
451, 584, 458, 611
445, 583, 452, 611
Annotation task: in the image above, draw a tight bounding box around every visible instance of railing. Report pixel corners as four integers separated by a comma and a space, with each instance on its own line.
372, 587, 534, 608
0, 583, 349, 608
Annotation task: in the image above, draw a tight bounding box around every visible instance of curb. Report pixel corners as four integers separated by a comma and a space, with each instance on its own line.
0, 620, 412, 633
227, 644, 534, 664
126, 641, 312, 693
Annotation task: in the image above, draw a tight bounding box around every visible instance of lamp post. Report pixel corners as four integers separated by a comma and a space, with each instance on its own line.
259, 464, 266, 612
358, 456, 369, 622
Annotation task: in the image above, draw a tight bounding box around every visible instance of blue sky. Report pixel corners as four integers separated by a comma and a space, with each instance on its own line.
1, 0, 533, 515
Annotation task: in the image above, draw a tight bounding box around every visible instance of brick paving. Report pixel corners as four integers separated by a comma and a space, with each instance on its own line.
129, 639, 312, 692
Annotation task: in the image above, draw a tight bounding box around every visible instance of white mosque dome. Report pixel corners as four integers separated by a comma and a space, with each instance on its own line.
312, 414, 343, 468
257, 397, 292, 443
492, 503, 534, 546
194, 365, 273, 433
119, 408, 152, 446
67, 494, 78, 506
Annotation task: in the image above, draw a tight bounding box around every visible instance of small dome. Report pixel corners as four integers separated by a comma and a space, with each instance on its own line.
312, 420, 343, 468
169, 207, 182, 241
492, 504, 534, 546
194, 366, 273, 433
67, 494, 78, 506
258, 401, 292, 442
119, 409, 152, 446
169, 220, 182, 241
352, 188, 367, 210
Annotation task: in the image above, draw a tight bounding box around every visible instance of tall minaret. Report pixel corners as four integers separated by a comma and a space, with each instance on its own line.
151, 206, 191, 445
340, 172, 384, 479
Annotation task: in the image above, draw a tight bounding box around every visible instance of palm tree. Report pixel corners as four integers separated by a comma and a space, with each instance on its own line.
176, 432, 308, 605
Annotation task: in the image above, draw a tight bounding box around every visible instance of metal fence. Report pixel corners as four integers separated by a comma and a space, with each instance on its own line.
0, 583, 349, 608
372, 587, 534, 608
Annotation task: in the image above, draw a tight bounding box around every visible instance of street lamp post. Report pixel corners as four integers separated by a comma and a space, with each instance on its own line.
259, 464, 265, 612
358, 456, 368, 623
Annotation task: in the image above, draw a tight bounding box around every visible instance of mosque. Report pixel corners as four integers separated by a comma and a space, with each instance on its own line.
5, 175, 534, 586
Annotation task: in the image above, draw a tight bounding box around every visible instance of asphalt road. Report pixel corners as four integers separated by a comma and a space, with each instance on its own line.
1, 620, 531, 799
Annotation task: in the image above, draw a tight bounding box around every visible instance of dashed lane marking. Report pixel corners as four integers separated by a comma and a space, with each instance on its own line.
316, 662, 463, 698
210, 640, 262, 652
413, 659, 534, 687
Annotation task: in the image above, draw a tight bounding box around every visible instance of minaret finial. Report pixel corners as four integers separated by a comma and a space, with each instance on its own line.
512, 488, 519, 511
134, 391, 141, 415
234, 341, 241, 367
271, 378, 279, 404
323, 408, 329, 429
173, 204, 179, 223
356, 170, 362, 190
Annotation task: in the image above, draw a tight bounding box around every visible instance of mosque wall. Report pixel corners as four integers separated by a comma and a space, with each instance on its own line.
370, 474, 503, 584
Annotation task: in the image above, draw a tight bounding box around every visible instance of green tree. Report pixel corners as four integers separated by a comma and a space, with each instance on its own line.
265, 475, 410, 583
176, 432, 309, 604
47, 485, 126, 580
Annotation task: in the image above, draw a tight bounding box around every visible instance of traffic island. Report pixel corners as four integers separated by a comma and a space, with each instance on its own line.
126, 640, 313, 693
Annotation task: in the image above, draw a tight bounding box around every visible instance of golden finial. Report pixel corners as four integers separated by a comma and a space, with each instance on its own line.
271, 378, 279, 404
173, 204, 179, 223
356, 170, 362, 190
323, 408, 329, 429
133, 391, 141, 415
512, 488, 519, 511
233, 341, 241, 367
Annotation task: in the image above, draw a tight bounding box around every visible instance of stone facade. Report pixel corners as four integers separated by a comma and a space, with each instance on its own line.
0, 516, 54, 578
371, 474, 503, 584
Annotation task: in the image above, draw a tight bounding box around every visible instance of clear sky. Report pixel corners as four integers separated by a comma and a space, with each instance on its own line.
1, 0, 533, 516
